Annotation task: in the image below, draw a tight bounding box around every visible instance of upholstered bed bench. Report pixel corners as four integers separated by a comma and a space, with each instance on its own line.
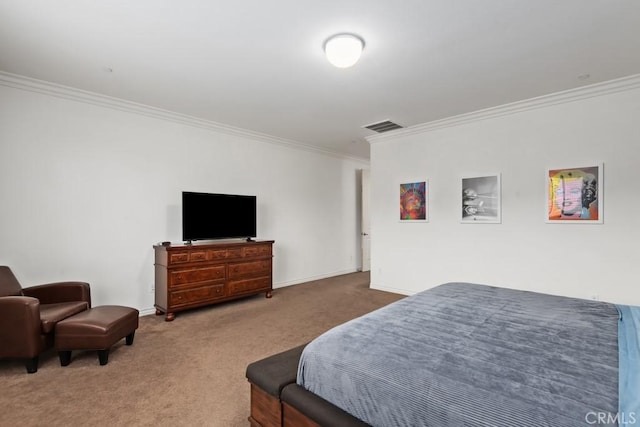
246, 344, 307, 427
246, 343, 366, 427
280, 383, 368, 427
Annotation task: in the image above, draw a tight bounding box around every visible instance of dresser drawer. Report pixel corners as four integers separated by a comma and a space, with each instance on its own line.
244, 244, 271, 258
228, 277, 271, 296
208, 249, 228, 260
228, 260, 271, 278
169, 283, 226, 306
190, 251, 207, 262
169, 252, 189, 264
170, 265, 226, 285
226, 248, 244, 259
168, 250, 208, 264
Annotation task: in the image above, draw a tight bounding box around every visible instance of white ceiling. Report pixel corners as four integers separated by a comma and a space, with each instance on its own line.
1, 1, 639, 160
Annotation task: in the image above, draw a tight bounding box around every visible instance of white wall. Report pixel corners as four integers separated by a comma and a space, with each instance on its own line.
369, 77, 640, 306
0, 79, 367, 313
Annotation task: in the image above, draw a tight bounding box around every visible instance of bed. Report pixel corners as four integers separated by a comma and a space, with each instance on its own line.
248, 282, 639, 426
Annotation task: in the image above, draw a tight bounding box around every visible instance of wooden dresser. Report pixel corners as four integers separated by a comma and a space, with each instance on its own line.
154, 240, 274, 321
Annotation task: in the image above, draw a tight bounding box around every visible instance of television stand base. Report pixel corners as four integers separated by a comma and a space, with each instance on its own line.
154, 240, 274, 321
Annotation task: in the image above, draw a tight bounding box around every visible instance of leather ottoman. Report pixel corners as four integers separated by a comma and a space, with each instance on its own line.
55, 305, 139, 366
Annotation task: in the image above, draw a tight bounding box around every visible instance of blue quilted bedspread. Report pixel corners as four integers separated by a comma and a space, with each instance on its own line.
616, 304, 640, 426
297, 283, 620, 426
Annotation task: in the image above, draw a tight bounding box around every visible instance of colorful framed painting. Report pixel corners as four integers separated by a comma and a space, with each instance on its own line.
546, 164, 603, 223
461, 174, 501, 223
400, 180, 428, 222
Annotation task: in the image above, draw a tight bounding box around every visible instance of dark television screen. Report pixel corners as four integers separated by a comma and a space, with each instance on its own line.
182, 192, 257, 241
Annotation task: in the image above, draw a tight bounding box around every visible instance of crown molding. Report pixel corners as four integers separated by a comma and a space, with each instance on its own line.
367, 73, 640, 144
0, 71, 369, 163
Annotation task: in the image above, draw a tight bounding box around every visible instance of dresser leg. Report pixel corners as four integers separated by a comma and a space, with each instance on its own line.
165, 312, 175, 321
266, 290, 272, 298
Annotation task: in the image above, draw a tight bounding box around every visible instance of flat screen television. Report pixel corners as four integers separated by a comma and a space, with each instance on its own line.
182, 192, 257, 242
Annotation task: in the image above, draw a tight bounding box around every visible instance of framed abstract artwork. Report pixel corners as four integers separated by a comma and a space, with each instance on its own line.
400, 180, 428, 222
461, 174, 501, 223
546, 164, 603, 223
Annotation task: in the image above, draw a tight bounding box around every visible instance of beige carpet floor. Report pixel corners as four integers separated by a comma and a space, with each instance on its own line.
0, 272, 403, 426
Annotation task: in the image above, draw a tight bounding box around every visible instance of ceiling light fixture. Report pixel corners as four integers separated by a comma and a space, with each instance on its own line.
324, 34, 365, 68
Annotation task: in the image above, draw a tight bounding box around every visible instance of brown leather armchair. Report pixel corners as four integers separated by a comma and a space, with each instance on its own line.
0, 266, 91, 373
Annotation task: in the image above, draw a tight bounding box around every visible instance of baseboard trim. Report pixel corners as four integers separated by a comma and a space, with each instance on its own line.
273, 268, 360, 289
369, 283, 412, 296
139, 308, 157, 317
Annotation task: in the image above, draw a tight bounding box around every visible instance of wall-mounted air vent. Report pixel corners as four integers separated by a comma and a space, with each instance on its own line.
363, 120, 403, 133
